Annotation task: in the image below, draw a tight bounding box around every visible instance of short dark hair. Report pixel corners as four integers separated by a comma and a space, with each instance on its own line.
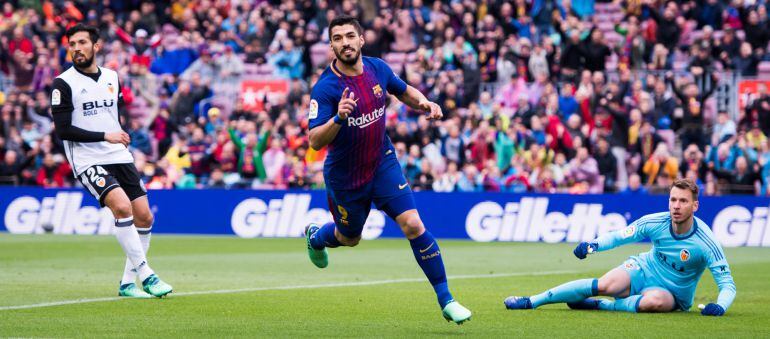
328, 15, 363, 38
65, 24, 100, 44
671, 179, 699, 201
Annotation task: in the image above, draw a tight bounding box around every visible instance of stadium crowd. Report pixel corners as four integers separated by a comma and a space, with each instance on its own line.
2, 0, 770, 196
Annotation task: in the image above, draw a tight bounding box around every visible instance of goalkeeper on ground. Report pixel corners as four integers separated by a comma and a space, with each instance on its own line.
504, 179, 736, 316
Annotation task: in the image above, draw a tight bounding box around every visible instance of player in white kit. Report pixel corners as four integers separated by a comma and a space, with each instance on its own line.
51, 24, 172, 298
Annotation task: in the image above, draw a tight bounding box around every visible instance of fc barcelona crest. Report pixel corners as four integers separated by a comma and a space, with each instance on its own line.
372, 84, 383, 98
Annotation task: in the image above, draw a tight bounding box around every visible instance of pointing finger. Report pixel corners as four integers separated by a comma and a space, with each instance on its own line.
349, 91, 355, 100
341, 98, 357, 107
341, 87, 350, 100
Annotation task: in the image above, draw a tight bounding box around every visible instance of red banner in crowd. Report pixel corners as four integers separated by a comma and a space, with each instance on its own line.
241, 79, 289, 112
737, 79, 770, 110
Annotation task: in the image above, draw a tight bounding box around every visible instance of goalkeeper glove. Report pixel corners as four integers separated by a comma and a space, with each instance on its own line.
701, 303, 725, 316
573, 242, 598, 259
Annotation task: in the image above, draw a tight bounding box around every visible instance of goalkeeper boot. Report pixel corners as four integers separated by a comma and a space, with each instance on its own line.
567, 298, 601, 310
305, 224, 328, 268
442, 301, 472, 324
504, 296, 533, 310
118, 282, 153, 298
142, 274, 173, 298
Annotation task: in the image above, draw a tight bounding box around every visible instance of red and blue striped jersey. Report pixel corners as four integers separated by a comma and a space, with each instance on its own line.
308, 56, 407, 190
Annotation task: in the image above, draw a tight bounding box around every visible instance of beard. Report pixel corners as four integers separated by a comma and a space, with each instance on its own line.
334, 46, 360, 66
671, 212, 691, 225
72, 52, 95, 69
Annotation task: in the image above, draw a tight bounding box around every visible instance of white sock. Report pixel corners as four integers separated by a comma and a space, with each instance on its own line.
120, 225, 152, 285
115, 217, 154, 281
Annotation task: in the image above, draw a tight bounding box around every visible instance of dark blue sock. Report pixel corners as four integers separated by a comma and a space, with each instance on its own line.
409, 231, 453, 308
309, 222, 341, 250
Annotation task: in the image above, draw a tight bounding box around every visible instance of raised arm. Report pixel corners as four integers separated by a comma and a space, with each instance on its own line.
396, 85, 443, 120
573, 215, 657, 259
308, 87, 354, 151
228, 125, 244, 149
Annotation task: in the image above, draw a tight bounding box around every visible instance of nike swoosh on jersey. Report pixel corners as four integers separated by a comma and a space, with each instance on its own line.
399, 183, 408, 189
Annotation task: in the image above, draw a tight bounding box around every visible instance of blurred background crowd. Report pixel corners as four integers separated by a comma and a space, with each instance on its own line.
2, 0, 770, 196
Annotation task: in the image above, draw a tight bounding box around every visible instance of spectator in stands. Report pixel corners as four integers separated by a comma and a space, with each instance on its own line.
128, 119, 152, 156
680, 143, 708, 181
740, 8, 770, 50
708, 141, 737, 173
0, 150, 29, 185
456, 164, 479, 192
206, 167, 227, 188
35, 153, 69, 188
163, 135, 191, 182
712, 111, 736, 146
128, 56, 159, 123
582, 28, 612, 72
413, 160, 434, 192
621, 173, 648, 195
643, 143, 679, 187
747, 125, 768, 151
667, 72, 718, 151
269, 39, 304, 79
644, 0, 682, 54
442, 123, 465, 166
168, 78, 210, 126
216, 45, 245, 82
696, 0, 723, 29
594, 137, 618, 192
181, 49, 217, 82
715, 155, 762, 195
566, 146, 601, 193
749, 84, 770, 136
729, 42, 762, 76
229, 122, 269, 184
433, 161, 460, 192
263, 137, 286, 185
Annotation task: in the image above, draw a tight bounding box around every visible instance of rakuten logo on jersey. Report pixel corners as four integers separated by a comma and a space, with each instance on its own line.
348, 107, 385, 128
231, 193, 385, 239
712, 206, 770, 247
4, 192, 115, 235
465, 197, 628, 242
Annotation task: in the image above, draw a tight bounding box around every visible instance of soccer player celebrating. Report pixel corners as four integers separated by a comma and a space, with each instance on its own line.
504, 179, 736, 316
304, 15, 471, 324
51, 24, 172, 298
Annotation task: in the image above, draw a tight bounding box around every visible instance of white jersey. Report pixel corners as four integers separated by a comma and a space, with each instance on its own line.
54, 66, 133, 175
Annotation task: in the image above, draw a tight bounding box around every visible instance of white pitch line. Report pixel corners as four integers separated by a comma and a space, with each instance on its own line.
0, 270, 578, 311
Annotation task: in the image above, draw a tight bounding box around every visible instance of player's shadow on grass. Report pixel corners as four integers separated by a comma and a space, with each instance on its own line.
417, 329, 467, 336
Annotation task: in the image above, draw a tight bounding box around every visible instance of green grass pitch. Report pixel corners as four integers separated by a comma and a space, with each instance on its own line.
1, 234, 769, 337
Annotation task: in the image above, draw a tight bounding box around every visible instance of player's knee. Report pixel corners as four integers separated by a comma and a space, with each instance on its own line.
134, 212, 154, 228
110, 201, 133, 219
639, 297, 666, 312
399, 213, 425, 238
596, 279, 618, 295
639, 292, 674, 312
339, 235, 361, 247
